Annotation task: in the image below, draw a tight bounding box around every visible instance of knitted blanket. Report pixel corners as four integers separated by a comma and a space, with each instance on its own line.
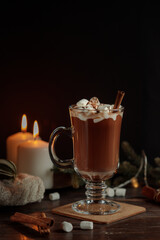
0, 173, 45, 206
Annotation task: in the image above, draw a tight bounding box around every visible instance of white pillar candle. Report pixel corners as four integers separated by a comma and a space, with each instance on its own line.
6, 114, 33, 165
17, 121, 54, 189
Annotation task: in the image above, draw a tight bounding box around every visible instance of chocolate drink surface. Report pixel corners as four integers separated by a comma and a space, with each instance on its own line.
69, 97, 124, 182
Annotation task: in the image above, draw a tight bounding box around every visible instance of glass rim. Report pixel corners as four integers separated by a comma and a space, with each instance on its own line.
69, 104, 124, 112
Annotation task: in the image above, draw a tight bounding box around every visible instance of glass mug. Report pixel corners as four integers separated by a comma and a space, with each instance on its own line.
49, 105, 124, 215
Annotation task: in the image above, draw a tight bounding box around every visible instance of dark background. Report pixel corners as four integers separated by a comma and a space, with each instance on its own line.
0, 1, 160, 162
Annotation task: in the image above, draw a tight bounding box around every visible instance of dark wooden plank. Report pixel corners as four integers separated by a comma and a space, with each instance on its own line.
0, 187, 159, 240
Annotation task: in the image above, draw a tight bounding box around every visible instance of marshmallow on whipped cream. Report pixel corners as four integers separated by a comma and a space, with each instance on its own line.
70, 97, 123, 122
76, 99, 89, 107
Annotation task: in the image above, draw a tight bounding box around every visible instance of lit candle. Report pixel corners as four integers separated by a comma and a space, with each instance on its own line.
6, 114, 33, 165
17, 120, 54, 189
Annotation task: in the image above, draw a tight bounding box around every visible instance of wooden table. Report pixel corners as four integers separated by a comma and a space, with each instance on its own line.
0, 187, 160, 240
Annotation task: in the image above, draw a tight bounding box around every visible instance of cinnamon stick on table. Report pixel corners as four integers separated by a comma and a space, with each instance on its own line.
10, 212, 54, 228
113, 90, 125, 109
39, 212, 51, 234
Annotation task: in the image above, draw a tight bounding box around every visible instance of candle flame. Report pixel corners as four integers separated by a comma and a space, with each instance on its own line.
131, 177, 139, 188
21, 114, 27, 132
33, 120, 39, 139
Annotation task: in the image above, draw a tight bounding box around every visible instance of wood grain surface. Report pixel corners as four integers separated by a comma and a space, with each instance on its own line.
0, 187, 159, 240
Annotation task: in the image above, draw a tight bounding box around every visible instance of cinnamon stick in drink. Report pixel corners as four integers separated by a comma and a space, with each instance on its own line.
113, 90, 125, 109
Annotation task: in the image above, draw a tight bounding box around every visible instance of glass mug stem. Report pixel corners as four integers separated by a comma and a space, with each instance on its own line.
85, 181, 107, 200
72, 180, 120, 215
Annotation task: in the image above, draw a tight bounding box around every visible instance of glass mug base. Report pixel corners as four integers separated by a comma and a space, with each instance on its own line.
72, 180, 121, 215
72, 199, 120, 215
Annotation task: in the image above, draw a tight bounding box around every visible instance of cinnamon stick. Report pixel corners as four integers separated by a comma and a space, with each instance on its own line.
39, 212, 50, 234
10, 212, 54, 228
113, 90, 125, 109
40, 212, 47, 219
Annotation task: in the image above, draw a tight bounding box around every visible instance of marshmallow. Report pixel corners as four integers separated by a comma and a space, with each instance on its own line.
49, 192, 60, 201
76, 99, 89, 107
61, 221, 73, 232
89, 97, 100, 108
85, 103, 95, 110
97, 104, 110, 111
115, 188, 126, 197
72, 97, 123, 122
80, 221, 93, 230
106, 187, 115, 197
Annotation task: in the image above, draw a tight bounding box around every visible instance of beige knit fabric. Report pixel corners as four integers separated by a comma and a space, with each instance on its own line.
0, 173, 45, 206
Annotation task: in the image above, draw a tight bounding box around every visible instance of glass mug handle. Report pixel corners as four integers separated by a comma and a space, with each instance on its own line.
48, 126, 74, 168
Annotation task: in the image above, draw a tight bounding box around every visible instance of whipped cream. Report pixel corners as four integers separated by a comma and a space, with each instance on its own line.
70, 97, 123, 122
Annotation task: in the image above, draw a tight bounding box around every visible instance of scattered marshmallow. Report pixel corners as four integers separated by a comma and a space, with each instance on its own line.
80, 221, 93, 230
76, 99, 89, 107
106, 187, 115, 197
115, 188, 126, 197
61, 221, 73, 232
49, 192, 60, 201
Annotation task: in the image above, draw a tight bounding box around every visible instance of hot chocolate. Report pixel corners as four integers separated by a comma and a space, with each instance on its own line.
49, 92, 125, 215
69, 97, 124, 181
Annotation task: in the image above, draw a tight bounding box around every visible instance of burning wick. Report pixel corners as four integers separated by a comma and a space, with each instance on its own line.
33, 120, 39, 140
21, 114, 27, 133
